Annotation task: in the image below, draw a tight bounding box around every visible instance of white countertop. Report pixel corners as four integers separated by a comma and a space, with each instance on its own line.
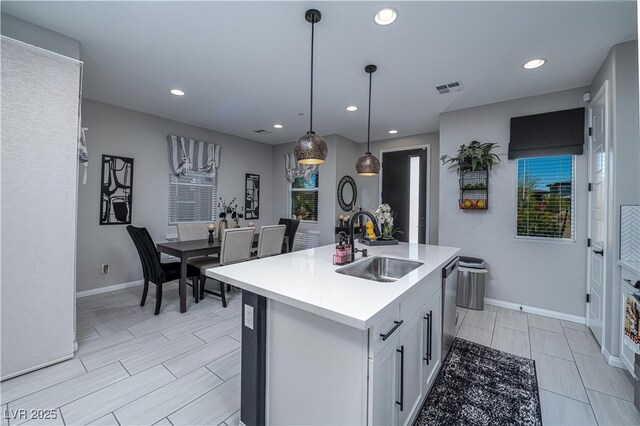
619, 260, 640, 276
206, 243, 460, 330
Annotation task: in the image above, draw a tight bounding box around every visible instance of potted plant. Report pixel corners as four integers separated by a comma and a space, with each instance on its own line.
374, 204, 402, 240
440, 141, 500, 173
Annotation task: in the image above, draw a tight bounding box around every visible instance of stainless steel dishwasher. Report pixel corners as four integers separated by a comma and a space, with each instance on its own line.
442, 257, 459, 361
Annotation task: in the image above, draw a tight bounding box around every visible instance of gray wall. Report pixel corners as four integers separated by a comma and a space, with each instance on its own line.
77, 99, 275, 292
1, 38, 80, 378
358, 132, 440, 244
0, 13, 80, 60
439, 87, 589, 317
590, 40, 640, 357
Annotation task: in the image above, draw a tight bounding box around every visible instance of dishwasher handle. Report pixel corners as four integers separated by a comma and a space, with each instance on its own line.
442, 258, 459, 278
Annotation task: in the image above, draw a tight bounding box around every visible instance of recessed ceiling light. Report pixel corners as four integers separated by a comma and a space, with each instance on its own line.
375, 8, 398, 26
273, 124, 283, 129
388, 130, 398, 134
523, 58, 546, 69
346, 106, 358, 112
170, 89, 185, 96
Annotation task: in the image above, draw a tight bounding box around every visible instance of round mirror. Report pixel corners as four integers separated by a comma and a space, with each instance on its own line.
337, 176, 357, 211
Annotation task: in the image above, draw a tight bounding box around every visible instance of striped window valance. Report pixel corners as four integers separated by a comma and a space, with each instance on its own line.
284, 152, 318, 183
167, 135, 221, 183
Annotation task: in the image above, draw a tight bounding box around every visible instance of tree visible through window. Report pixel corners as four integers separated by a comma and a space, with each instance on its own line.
517, 155, 575, 240
290, 172, 319, 222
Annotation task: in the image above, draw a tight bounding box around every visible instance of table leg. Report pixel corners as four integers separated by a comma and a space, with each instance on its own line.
180, 255, 187, 313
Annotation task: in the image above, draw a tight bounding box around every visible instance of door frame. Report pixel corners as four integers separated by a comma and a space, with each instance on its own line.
585, 80, 610, 347
378, 144, 431, 244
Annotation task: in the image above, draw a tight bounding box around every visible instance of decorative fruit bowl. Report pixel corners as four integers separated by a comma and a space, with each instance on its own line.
459, 199, 488, 210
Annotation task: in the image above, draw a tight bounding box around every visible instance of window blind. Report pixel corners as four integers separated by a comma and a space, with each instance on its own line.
169, 172, 217, 224
509, 108, 585, 159
516, 155, 575, 240
289, 172, 319, 222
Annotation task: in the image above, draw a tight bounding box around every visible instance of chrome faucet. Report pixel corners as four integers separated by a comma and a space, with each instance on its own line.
349, 211, 379, 261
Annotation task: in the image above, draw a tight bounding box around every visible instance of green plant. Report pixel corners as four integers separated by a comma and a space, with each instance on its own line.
441, 141, 501, 172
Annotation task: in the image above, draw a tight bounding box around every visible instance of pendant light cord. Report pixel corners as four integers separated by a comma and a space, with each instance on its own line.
309, 20, 315, 134
366, 70, 372, 154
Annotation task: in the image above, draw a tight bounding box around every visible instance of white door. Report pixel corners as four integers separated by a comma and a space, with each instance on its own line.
369, 334, 400, 426
398, 311, 424, 426
586, 82, 608, 345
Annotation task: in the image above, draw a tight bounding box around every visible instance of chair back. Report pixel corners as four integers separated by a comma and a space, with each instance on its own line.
220, 227, 255, 266
278, 218, 300, 252
126, 225, 163, 282
177, 222, 209, 241
257, 225, 286, 259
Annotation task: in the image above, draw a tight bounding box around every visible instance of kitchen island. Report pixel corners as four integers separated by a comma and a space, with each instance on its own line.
207, 242, 460, 426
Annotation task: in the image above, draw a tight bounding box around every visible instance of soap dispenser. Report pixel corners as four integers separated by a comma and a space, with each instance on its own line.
335, 232, 347, 265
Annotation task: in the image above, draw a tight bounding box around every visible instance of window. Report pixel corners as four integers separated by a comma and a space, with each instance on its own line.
169, 172, 217, 224
516, 155, 575, 240
289, 171, 319, 222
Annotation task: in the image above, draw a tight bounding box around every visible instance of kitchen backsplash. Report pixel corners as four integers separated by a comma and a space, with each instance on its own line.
621, 205, 640, 261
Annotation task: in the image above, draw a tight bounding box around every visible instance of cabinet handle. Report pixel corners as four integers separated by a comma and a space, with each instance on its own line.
396, 345, 404, 412
428, 310, 433, 361
423, 313, 431, 364
593, 249, 604, 256
455, 311, 459, 325
380, 320, 403, 341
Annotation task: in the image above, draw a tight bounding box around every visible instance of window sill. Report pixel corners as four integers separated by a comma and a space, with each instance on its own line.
514, 235, 576, 244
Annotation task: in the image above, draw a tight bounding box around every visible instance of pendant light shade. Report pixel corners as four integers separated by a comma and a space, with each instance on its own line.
356, 64, 381, 176
295, 9, 327, 164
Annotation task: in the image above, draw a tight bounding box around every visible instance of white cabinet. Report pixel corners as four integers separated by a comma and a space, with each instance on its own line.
398, 310, 425, 426
422, 289, 442, 393
369, 333, 400, 426
369, 282, 443, 426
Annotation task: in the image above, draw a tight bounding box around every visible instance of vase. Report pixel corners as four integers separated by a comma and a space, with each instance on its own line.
208, 230, 214, 244
217, 219, 228, 241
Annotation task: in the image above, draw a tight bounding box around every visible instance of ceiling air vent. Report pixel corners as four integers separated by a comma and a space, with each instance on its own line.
253, 129, 272, 134
436, 81, 464, 94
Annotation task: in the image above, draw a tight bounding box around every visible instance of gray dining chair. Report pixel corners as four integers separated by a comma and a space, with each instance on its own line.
176, 222, 210, 241
176, 222, 218, 303
257, 225, 286, 259
200, 227, 254, 307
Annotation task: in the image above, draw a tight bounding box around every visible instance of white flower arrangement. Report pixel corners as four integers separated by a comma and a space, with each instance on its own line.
374, 203, 401, 239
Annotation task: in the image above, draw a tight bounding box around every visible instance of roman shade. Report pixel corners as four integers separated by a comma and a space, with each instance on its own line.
508, 108, 585, 159
167, 134, 221, 183
284, 152, 318, 183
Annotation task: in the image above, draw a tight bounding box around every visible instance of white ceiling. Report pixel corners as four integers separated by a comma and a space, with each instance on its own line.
2, 1, 636, 145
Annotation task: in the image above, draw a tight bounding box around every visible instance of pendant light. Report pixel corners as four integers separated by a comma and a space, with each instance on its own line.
295, 9, 328, 165
356, 65, 381, 176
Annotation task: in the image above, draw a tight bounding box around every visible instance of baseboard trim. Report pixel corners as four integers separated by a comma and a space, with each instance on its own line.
76, 280, 143, 299
602, 346, 625, 369
485, 297, 586, 324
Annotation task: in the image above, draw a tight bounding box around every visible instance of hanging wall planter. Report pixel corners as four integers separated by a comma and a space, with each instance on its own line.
440, 141, 500, 210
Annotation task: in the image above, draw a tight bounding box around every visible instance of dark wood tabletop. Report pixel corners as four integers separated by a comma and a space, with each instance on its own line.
156, 234, 288, 313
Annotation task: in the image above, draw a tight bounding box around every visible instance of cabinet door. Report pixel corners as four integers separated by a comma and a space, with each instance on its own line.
369, 334, 400, 426
422, 289, 442, 394
398, 311, 424, 426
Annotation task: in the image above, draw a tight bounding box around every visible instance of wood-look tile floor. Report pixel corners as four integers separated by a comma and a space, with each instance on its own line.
2, 284, 639, 426
457, 305, 640, 425
1, 282, 242, 426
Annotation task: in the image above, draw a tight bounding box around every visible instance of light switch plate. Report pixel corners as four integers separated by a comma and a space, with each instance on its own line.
244, 304, 254, 330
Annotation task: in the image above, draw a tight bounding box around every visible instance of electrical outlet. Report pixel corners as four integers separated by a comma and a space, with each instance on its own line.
101, 264, 109, 274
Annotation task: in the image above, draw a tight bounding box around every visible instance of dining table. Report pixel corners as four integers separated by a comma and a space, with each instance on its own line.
156, 234, 289, 313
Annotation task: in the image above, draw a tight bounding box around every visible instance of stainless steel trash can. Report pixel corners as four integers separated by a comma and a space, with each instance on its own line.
456, 256, 488, 310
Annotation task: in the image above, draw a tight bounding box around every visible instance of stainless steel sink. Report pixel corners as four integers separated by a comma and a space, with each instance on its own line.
336, 256, 423, 282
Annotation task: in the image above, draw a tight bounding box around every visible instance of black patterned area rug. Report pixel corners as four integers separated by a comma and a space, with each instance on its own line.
414, 338, 542, 426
